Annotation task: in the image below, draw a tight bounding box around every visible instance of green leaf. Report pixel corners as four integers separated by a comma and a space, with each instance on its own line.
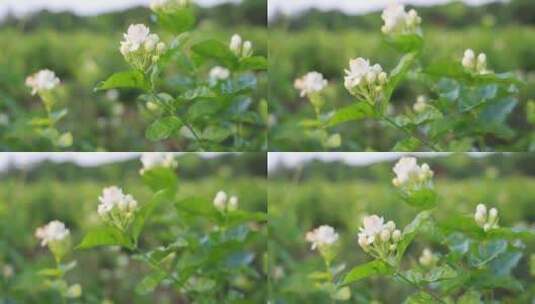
403, 292, 438, 304
457, 290, 483, 304
191, 39, 238, 68
38, 268, 62, 277
384, 34, 423, 54
342, 260, 393, 285
223, 210, 267, 227
397, 211, 431, 259
201, 126, 233, 143
324, 102, 373, 127
175, 196, 219, 218
385, 52, 417, 101
239, 56, 267, 71
393, 137, 421, 151
135, 270, 167, 295
145, 116, 182, 141
156, 8, 196, 34
95, 70, 149, 91
425, 265, 457, 282
458, 84, 498, 112
141, 167, 178, 194
188, 100, 221, 120
424, 60, 469, 80
401, 188, 438, 210
77, 226, 132, 250
132, 189, 174, 242
468, 239, 507, 267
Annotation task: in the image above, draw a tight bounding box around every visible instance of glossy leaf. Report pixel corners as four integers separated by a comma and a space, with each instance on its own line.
342, 260, 393, 285
77, 226, 132, 250
324, 102, 373, 127
145, 116, 182, 141
95, 70, 149, 91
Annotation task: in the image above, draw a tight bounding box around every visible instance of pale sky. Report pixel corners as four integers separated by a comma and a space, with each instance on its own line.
0, 152, 227, 172
0, 0, 239, 19
268, 0, 506, 19
267, 152, 493, 172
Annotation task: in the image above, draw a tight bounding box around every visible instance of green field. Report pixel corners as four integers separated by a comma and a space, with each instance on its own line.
268, 153, 535, 303
269, 1, 535, 151
0, 153, 267, 303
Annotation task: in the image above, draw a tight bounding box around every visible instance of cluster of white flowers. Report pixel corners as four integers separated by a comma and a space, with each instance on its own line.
357, 215, 402, 257
294, 71, 328, 98
461, 49, 489, 74
98, 186, 139, 230
418, 248, 438, 267
140, 152, 177, 174
150, 0, 191, 12
35, 220, 70, 247
213, 191, 239, 212
392, 157, 434, 188
306, 225, 339, 251
209, 66, 231, 82
120, 24, 166, 71
474, 203, 499, 231
25, 69, 60, 96
344, 58, 388, 103
413, 95, 427, 113
229, 34, 253, 58
381, 3, 422, 35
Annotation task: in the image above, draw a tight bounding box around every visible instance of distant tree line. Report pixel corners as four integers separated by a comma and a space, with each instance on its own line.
0, 0, 266, 32
270, 0, 535, 31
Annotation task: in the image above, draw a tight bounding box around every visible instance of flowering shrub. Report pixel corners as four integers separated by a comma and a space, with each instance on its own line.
25, 69, 73, 149
295, 3, 523, 151
95, 1, 267, 151
29, 153, 267, 301
306, 156, 535, 302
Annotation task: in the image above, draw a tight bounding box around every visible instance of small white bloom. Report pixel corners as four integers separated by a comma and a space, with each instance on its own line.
122, 24, 150, 53
344, 58, 370, 90
294, 71, 328, 97
358, 215, 385, 244
306, 225, 339, 250
25, 69, 60, 95
419, 248, 435, 267
380, 229, 391, 242
156, 42, 167, 54
140, 152, 177, 174
2, 265, 14, 279
392, 157, 433, 187
228, 196, 239, 211
213, 191, 228, 211
392, 229, 402, 242
413, 95, 427, 113
66, 284, 82, 298
35, 220, 70, 247
242, 40, 253, 57
0, 114, 9, 126
209, 66, 230, 81
98, 186, 138, 217
229, 34, 242, 56
144, 33, 160, 51
462, 49, 475, 69
381, 4, 421, 34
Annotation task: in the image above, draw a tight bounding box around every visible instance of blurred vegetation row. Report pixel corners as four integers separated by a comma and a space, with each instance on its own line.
268, 153, 535, 303
270, 0, 534, 30
0, 0, 267, 151
269, 0, 535, 151
0, 153, 267, 303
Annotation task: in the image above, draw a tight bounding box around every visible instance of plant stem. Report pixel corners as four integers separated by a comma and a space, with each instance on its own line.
133, 247, 182, 287
395, 272, 446, 304
378, 112, 441, 152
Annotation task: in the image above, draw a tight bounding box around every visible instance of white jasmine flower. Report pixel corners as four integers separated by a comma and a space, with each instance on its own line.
209, 66, 230, 81
2, 265, 14, 279
381, 4, 421, 34
140, 152, 177, 174
66, 284, 82, 298
306, 225, 339, 250
474, 203, 498, 231
242, 40, 253, 57
229, 34, 242, 56
294, 71, 328, 98
419, 248, 436, 267
413, 95, 427, 113
213, 191, 228, 211
35, 220, 70, 247
122, 24, 150, 53
98, 186, 139, 217
462, 49, 489, 74
228, 196, 239, 211
392, 157, 433, 187
358, 215, 385, 245
344, 58, 387, 101
25, 69, 60, 95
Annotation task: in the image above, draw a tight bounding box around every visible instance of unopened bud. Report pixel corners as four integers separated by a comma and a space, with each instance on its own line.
228, 196, 239, 211
242, 40, 253, 57
380, 229, 391, 242
392, 230, 401, 242
378, 72, 387, 85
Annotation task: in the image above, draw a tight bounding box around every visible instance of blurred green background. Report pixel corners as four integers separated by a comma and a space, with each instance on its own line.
268, 153, 535, 303
0, 0, 267, 151
0, 152, 267, 303
269, 0, 535, 151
